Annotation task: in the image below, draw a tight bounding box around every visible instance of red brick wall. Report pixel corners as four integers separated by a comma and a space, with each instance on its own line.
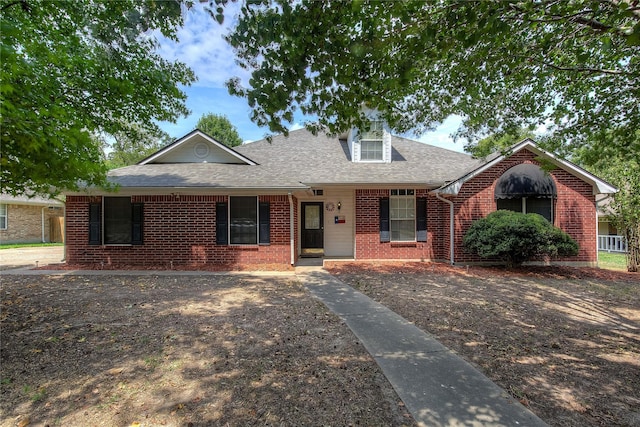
453, 149, 596, 264
66, 195, 292, 267
355, 189, 444, 261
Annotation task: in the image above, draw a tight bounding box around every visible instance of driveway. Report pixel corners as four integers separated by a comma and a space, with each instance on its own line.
0, 246, 65, 270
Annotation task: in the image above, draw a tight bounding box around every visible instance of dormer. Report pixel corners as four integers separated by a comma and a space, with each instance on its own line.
347, 113, 392, 163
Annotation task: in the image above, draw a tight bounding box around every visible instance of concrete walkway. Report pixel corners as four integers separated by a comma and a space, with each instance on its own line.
297, 267, 548, 427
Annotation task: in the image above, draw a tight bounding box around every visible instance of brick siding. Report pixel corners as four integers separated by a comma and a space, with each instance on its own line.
0, 204, 64, 244
355, 189, 445, 261
453, 149, 597, 264
66, 195, 293, 267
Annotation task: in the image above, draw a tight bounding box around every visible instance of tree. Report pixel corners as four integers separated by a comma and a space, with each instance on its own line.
224, 0, 640, 158
1, 0, 196, 197
106, 127, 172, 169
465, 129, 536, 158
574, 131, 640, 272
463, 210, 579, 267
196, 113, 243, 147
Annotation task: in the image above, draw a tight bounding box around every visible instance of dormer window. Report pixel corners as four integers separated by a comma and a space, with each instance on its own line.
360, 120, 384, 161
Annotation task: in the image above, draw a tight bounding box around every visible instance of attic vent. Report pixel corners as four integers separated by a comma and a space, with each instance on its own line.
312, 189, 324, 196
194, 142, 210, 158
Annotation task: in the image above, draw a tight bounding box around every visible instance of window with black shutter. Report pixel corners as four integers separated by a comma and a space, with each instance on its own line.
381, 191, 427, 242
91, 197, 144, 245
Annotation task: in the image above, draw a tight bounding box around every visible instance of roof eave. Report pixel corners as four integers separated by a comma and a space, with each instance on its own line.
432, 139, 618, 196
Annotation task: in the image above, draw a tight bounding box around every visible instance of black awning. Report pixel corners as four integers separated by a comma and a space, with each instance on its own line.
494, 163, 556, 199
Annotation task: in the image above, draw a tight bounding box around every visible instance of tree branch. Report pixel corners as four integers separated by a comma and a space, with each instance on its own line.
1, 0, 30, 12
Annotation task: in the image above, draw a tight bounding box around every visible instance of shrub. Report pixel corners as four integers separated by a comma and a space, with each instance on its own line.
463, 210, 579, 267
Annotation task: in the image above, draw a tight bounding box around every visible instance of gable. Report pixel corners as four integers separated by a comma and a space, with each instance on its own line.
434, 139, 617, 196
139, 130, 256, 165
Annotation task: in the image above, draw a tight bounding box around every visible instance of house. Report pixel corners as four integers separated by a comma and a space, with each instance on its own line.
0, 194, 65, 244
64, 122, 616, 268
596, 195, 627, 253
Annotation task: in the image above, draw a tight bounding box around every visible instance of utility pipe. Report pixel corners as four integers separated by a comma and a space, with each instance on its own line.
41, 207, 45, 243
435, 192, 455, 265
288, 192, 295, 265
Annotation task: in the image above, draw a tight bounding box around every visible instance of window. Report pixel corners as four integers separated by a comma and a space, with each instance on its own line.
217, 197, 270, 245
494, 164, 556, 223
230, 196, 258, 244
360, 120, 384, 161
497, 197, 553, 222
390, 189, 415, 241
0, 204, 7, 230
89, 197, 143, 245
380, 190, 427, 243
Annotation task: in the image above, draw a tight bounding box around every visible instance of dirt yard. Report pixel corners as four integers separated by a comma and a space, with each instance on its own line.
0, 274, 413, 427
1, 264, 638, 427
326, 262, 640, 427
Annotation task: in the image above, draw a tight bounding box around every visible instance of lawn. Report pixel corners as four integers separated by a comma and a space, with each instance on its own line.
599, 251, 628, 271
0, 243, 63, 249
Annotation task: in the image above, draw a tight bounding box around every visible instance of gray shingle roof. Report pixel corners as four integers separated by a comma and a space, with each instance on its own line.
107, 129, 482, 190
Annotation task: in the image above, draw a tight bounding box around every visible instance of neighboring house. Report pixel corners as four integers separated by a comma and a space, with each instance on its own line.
64, 123, 616, 268
596, 195, 627, 253
0, 194, 65, 244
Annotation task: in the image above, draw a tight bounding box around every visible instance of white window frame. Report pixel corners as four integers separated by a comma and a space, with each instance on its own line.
0, 204, 7, 230
390, 189, 415, 242
359, 120, 384, 162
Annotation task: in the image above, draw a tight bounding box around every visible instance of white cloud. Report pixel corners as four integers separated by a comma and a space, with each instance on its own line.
415, 115, 466, 153
156, 3, 250, 89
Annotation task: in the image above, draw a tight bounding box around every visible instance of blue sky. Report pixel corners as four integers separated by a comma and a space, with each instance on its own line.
155, 4, 466, 153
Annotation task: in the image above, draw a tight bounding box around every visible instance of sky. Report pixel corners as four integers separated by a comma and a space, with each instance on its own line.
155, 4, 466, 153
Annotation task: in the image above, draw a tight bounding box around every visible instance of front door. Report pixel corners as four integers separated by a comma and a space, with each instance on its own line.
301, 202, 324, 256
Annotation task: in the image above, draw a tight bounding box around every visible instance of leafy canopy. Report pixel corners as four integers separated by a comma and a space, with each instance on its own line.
106, 126, 172, 169
196, 113, 243, 147
1, 0, 196, 197
224, 0, 640, 159
463, 210, 579, 267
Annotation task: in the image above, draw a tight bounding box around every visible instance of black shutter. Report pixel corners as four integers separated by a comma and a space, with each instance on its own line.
380, 197, 390, 242
416, 197, 427, 242
131, 203, 143, 245
216, 202, 228, 245
259, 201, 270, 244
89, 203, 101, 245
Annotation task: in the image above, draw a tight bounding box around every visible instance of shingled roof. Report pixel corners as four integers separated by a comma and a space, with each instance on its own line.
106, 128, 481, 190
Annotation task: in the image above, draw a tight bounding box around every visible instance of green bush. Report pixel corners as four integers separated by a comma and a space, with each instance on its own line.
463, 210, 579, 266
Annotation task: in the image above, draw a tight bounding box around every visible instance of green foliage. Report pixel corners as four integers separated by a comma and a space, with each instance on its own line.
224, 0, 640, 157
1, 0, 196, 197
465, 129, 536, 158
463, 210, 579, 267
106, 126, 172, 169
577, 132, 640, 272
196, 113, 243, 147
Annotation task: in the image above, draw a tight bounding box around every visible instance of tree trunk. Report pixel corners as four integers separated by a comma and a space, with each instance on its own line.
626, 225, 640, 273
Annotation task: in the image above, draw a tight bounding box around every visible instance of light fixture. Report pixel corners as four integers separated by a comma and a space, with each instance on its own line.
337, 201, 341, 211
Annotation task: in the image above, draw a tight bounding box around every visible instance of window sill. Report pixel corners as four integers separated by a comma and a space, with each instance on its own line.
229, 245, 260, 251
390, 241, 418, 247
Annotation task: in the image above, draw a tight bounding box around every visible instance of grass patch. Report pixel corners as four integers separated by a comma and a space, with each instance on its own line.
599, 251, 627, 271
0, 243, 63, 249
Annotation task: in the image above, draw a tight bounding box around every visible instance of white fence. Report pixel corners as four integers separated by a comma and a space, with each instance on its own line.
598, 235, 627, 253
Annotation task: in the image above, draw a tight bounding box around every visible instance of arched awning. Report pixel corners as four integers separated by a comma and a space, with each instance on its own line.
494, 163, 556, 199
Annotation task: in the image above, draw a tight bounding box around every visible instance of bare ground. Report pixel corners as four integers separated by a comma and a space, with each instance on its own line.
0, 274, 414, 427
326, 262, 640, 427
